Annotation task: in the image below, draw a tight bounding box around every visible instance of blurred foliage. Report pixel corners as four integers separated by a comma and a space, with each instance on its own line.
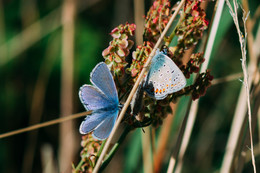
0, 0, 259, 173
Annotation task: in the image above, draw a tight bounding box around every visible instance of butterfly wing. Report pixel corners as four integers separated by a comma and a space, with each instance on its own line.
79, 110, 109, 134
90, 62, 119, 103
130, 81, 144, 116
144, 51, 186, 100
92, 109, 119, 140
164, 55, 186, 93
79, 84, 114, 111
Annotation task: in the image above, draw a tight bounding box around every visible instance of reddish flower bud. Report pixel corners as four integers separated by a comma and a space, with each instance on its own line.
117, 47, 126, 57
102, 46, 113, 57
118, 38, 128, 49
131, 68, 138, 77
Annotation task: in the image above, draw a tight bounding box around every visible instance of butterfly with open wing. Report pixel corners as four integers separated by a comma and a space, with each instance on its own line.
79, 62, 119, 140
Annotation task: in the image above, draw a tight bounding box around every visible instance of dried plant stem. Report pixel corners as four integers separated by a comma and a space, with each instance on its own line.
174, 100, 199, 173
141, 127, 154, 173
154, 102, 178, 172
211, 72, 243, 85
220, 1, 256, 172
168, 1, 225, 172
133, 1, 153, 172
241, 1, 257, 63
201, 0, 224, 72
236, 87, 260, 173
92, 1, 186, 172
166, 99, 192, 173
59, 0, 76, 171
0, 111, 90, 139
134, 0, 144, 46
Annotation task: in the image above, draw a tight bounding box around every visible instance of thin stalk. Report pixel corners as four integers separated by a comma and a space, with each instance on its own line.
141, 127, 154, 173
0, 111, 90, 139
59, 0, 76, 171
211, 72, 243, 85
92, 1, 186, 172
168, 1, 225, 172
74, 159, 85, 171
134, 0, 154, 172
166, 1, 196, 46
134, 0, 144, 46
220, 0, 256, 172
99, 125, 131, 172
154, 102, 178, 172
236, 88, 260, 173
95, 140, 107, 165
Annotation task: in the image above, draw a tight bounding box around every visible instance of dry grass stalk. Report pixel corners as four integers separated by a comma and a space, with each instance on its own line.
133, 0, 154, 172
154, 103, 178, 172
220, 0, 256, 172
92, 1, 187, 172
211, 72, 243, 85
0, 111, 89, 139
59, 0, 77, 172
168, 0, 225, 172
236, 85, 260, 173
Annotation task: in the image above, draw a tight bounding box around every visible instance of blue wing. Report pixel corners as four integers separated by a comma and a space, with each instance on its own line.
79, 109, 119, 140
79, 84, 114, 111
90, 62, 118, 103
92, 109, 118, 140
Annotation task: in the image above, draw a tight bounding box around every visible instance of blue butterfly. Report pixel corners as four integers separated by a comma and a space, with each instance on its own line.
144, 49, 186, 100
79, 62, 119, 140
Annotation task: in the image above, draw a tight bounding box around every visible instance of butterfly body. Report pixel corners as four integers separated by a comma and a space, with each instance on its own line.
144, 49, 186, 100
79, 62, 119, 140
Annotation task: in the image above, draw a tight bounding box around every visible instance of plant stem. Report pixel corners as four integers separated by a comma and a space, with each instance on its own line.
74, 159, 85, 172
95, 139, 107, 165
99, 125, 132, 172
166, 1, 196, 46
92, 1, 186, 172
